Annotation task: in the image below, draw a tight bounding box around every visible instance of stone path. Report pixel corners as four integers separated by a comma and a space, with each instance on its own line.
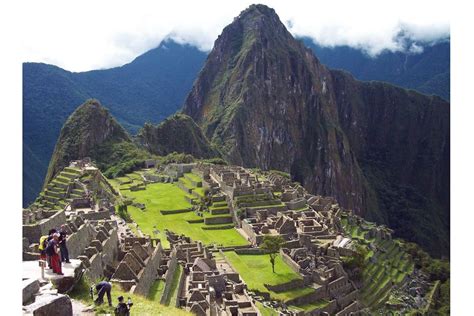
23, 259, 82, 281
71, 298, 95, 316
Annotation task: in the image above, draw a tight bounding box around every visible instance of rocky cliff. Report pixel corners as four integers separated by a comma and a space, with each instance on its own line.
183, 4, 450, 256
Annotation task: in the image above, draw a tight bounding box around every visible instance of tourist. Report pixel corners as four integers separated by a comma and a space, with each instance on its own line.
58, 224, 70, 263
95, 280, 113, 307
46, 228, 57, 268
114, 296, 131, 316
38, 235, 49, 262
46, 233, 63, 275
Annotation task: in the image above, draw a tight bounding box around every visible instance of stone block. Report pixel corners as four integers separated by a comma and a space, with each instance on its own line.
22, 278, 40, 305
23, 293, 72, 316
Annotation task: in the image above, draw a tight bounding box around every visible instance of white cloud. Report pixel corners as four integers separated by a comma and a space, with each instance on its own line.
17, 0, 450, 71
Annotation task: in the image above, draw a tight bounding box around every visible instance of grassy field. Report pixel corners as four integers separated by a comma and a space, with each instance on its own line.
120, 182, 248, 248
223, 252, 314, 302
69, 278, 190, 316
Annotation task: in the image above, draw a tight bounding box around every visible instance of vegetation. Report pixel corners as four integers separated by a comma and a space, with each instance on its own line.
223, 251, 314, 302
116, 181, 247, 248
23, 41, 207, 206
137, 114, 220, 159
342, 245, 368, 282
260, 235, 285, 273
69, 277, 190, 315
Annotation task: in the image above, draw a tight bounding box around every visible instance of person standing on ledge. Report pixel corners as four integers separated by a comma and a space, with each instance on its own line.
58, 224, 70, 263
46, 233, 63, 275
95, 281, 113, 307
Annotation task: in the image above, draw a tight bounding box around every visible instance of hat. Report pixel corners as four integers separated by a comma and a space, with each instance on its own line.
118, 296, 124, 301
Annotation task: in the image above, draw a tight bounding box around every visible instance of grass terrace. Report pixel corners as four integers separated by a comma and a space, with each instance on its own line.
342, 217, 415, 309
223, 252, 315, 302
69, 278, 190, 316
117, 177, 247, 249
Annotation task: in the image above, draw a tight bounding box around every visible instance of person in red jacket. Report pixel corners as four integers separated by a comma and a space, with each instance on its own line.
46, 233, 63, 275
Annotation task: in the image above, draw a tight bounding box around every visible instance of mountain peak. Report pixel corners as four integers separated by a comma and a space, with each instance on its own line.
236, 4, 279, 22
44, 99, 131, 186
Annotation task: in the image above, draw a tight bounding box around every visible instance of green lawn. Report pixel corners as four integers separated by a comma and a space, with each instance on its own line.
148, 279, 165, 301
69, 278, 189, 316
223, 252, 314, 302
121, 182, 248, 248
184, 172, 202, 183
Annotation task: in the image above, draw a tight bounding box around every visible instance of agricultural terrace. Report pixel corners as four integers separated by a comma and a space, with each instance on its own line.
110, 171, 248, 248
221, 251, 323, 311
341, 215, 415, 309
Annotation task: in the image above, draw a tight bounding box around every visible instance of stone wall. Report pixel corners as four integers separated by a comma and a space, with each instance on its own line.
22, 210, 67, 244
335, 301, 360, 316
80, 210, 110, 221
204, 216, 233, 225
160, 249, 179, 305
67, 223, 96, 258
280, 251, 301, 274
264, 279, 304, 293
85, 227, 119, 281
133, 243, 163, 296
235, 248, 268, 255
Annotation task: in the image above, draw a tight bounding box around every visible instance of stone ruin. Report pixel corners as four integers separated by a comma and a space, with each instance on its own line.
166, 232, 259, 316
111, 236, 163, 296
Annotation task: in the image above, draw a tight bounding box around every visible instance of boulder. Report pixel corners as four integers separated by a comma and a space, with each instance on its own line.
23, 278, 40, 305
23, 293, 72, 316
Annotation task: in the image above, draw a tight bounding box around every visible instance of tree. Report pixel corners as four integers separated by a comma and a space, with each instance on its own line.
260, 235, 285, 273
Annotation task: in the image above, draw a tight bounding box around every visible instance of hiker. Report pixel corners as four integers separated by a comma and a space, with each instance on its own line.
46, 229, 57, 268
58, 224, 70, 263
46, 233, 63, 275
38, 235, 49, 262
114, 296, 132, 316
95, 281, 112, 306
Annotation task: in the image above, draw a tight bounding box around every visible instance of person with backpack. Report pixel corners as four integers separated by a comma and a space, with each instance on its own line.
114, 296, 131, 316
46, 233, 63, 275
38, 235, 49, 262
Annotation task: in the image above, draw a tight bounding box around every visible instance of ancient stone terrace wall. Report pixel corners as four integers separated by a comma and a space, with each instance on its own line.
67, 222, 96, 258
264, 279, 305, 293
79, 210, 110, 221
133, 243, 163, 296
280, 250, 302, 274
85, 225, 119, 281
23, 210, 66, 244
160, 249, 179, 304
335, 301, 360, 316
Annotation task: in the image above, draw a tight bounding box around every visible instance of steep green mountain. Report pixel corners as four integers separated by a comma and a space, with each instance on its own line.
183, 4, 449, 256
44, 99, 147, 185
23, 40, 207, 205
137, 113, 219, 158
303, 38, 450, 100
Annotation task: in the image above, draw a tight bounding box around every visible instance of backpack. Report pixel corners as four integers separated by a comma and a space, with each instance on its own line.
38, 235, 49, 251
45, 240, 56, 256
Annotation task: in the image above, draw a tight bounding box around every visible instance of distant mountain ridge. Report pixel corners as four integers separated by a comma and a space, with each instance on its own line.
23, 23, 450, 207
303, 38, 450, 100
23, 41, 207, 205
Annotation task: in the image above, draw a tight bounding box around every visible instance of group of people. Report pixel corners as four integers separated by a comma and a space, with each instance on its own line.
93, 281, 133, 315
38, 224, 70, 275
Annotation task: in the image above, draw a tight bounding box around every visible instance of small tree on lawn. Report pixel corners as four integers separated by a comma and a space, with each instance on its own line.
261, 235, 285, 273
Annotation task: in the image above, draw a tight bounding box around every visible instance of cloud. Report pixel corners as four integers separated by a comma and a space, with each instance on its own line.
19, 0, 450, 71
